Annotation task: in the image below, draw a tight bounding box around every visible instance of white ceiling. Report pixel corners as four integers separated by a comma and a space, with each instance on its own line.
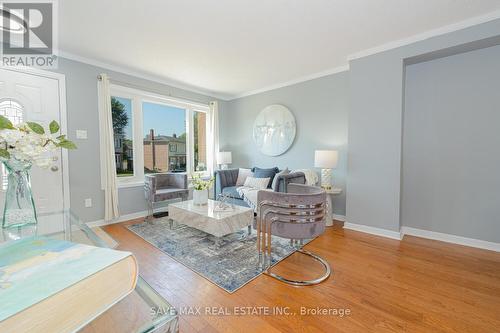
59, 0, 500, 99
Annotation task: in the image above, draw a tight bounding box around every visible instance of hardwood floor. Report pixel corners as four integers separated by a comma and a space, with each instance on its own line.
104, 220, 500, 333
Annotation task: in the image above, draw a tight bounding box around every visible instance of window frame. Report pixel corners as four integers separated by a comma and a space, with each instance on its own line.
192, 109, 209, 173
108, 84, 210, 188
0, 98, 25, 191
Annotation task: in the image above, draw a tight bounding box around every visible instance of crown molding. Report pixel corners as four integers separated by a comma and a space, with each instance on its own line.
58, 50, 232, 101
57, 9, 500, 101
57, 50, 349, 101
347, 9, 500, 61
230, 65, 349, 100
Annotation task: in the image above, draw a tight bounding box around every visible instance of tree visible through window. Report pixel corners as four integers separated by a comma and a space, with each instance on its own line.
108, 85, 212, 184
111, 97, 134, 177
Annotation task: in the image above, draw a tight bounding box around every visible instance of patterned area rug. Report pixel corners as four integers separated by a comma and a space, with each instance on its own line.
127, 219, 310, 293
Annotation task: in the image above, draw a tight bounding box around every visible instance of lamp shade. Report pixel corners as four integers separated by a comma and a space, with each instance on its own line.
314, 150, 338, 168
217, 151, 232, 165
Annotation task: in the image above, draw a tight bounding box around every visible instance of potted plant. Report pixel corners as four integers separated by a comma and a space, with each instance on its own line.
191, 173, 214, 205
0, 116, 76, 228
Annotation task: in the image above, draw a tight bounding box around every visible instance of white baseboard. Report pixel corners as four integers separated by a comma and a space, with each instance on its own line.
86, 210, 149, 228
332, 214, 346, 222
343, 222, 402, 240
86, 211, 500, 253
342, 221, 500, 252
401, 227, 500, 252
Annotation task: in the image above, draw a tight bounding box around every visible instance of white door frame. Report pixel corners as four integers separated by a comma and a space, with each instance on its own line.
1, 67, 71, 211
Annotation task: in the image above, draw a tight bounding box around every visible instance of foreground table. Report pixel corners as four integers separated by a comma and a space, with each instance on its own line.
0, 211, 178, 333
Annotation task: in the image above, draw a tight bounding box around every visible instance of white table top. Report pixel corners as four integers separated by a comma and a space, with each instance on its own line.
169, 199, 252, 220
169, 200, 253, 238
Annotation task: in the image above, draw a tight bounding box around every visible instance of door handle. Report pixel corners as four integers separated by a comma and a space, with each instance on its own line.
51, 166, 59, 172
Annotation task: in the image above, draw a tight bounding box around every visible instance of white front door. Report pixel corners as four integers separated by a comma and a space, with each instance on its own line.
0, 68, 66, 214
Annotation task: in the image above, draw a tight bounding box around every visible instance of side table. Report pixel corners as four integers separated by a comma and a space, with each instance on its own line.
324, 188, 342, 226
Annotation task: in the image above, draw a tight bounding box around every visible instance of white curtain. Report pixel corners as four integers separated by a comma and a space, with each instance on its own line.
97, 73, 120, 221
207, 101, 219, 176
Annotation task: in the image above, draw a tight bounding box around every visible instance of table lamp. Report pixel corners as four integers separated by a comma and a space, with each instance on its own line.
314, 150, 338, 190
217, 151, 232, 170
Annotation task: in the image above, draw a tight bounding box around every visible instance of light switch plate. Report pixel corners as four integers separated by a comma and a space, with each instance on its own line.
76, 130, 88, 139
84, 198, 92, 208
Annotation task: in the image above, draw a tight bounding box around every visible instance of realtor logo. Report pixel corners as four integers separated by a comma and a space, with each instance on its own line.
0, 0, 58, 68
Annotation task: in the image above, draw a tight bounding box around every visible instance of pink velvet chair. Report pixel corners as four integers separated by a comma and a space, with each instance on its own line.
256, 183, 331, 286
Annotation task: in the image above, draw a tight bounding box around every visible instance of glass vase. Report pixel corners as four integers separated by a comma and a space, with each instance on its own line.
2, 159, 38, 228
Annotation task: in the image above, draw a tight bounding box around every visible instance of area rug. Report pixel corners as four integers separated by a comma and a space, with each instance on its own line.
127, 219, 310, 293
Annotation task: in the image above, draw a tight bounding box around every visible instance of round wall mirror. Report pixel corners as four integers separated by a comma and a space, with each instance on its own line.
252, 104, 296, 156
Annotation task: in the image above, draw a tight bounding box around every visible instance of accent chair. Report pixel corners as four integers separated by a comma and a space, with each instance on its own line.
255, 183, 331, 286
144, 173, 189, 221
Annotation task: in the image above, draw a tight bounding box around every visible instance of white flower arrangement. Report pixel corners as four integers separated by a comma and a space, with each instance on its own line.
191, 173, 214, 191
0, 115, 76, 168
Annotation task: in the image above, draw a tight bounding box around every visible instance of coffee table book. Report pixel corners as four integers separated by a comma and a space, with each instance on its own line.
0, 236, 138, 333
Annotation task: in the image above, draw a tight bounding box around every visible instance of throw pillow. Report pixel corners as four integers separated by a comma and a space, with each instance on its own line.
252, 167, 279, 188
291, 169, 319, 186
243, 176, 270, 189
272, 168, 290, 191
236, 168, 253, 186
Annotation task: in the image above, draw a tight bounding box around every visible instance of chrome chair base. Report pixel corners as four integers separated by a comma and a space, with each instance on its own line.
145, 198, 183, 223
264, 249, 331, 286
256, 190, 330, 287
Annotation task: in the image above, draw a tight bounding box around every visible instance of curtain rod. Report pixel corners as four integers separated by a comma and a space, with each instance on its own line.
96, 74, 215, 106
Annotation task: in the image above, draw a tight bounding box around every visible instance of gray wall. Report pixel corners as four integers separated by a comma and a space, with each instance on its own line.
51, 58, 218, 222
347, 53, 404, 231
48, 16, 500, 236
220, 72, 349, 216
347, 18, 500, 232
402, 45, 500, 243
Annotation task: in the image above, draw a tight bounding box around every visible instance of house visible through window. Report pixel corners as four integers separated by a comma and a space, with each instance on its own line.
143, 102, 186, 173
109, 85, 211, 185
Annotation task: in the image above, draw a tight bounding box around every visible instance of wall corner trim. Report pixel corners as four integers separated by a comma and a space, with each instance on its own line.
401, 227, 500, 252
343, 222, 403, 240
332, 214, 346, 222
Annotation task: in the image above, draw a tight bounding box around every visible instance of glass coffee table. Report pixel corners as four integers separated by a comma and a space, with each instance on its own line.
0, 211, 178, 333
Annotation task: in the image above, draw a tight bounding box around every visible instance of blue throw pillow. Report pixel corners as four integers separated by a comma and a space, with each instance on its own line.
252, 167, 279, 188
